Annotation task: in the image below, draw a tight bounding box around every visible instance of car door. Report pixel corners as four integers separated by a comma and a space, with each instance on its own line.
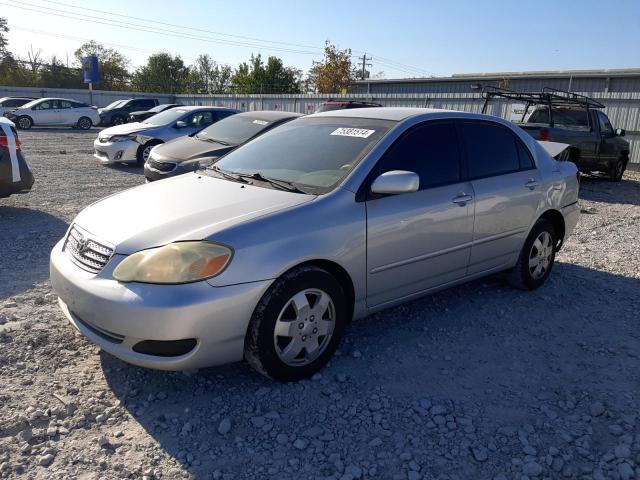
365, 121, 474, 307
32, 100, 60, 125
595, 111, 618, 164
458, 120, 543, 275
57, 100, 75, 125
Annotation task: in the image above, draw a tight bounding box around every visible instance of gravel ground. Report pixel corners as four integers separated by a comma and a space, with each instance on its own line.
0, 128, 639, 480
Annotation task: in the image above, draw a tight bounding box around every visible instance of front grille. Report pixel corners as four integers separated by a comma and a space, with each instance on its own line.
94, 149, 108, 159
148, 158, 177, 172
64, 225, 114, 273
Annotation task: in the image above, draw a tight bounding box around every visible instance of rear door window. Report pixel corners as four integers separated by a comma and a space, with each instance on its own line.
376, 121, 461, 190
460, 122, 520, 179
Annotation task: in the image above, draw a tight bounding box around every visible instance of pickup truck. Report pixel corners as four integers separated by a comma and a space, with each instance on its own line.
483, 87, 630, 181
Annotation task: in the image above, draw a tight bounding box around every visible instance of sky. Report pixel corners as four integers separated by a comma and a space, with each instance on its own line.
2, 0, 640, 79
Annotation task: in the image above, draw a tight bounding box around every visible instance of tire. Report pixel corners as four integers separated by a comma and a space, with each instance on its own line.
17, 116, 33, 130
111, 115, 125, 126
136, 140, 161, 166
77, 117, 92, 130
507, 219, 557, 291
245, 265, 348, 382
609, 157, 627, 182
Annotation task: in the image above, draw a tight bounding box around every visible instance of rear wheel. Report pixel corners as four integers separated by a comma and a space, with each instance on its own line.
609, 157, 627, 182
77, 117, 92, 130
136, 140, 161, 166
17, 116, 33, 130
508, 219, 557, 290
245, 265, 347, 381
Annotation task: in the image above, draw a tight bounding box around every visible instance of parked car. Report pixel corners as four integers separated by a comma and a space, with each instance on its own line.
98, 98, 160, 126
0, 117, 34, 198
144, 110, 303, 182
4, 98, 100, 130
94, 106, 239, 165
315, 99, 382, 113
0, 97, 36, 117
127, 103, 181, 123
483, 87, 631, 181
50, 108, 579, 381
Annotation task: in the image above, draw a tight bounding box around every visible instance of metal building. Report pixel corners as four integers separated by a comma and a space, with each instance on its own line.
352, 68, 640, 165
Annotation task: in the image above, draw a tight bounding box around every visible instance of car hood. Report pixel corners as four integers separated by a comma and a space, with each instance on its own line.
152, 135, 232, 162
99, 122, 156, 137
73, 173, 315, 254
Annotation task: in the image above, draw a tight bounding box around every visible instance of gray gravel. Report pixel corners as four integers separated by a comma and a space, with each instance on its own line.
1, 128, 639, 480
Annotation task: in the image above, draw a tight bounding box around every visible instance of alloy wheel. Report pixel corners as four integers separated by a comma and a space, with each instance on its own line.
528, 231, 553, 280
273, 289, 335, 366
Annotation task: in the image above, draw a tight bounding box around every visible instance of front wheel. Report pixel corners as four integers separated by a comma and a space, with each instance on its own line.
609, 158, 627, 182
507, 219, 557, 290
245, 265, 347, 381
17, 116, 33, 130
136, 140, 161, 166
77, 117, 92, 130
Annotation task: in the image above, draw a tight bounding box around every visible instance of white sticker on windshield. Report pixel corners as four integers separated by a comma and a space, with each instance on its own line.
252, 119, 269, 125
330, 127, 375, 139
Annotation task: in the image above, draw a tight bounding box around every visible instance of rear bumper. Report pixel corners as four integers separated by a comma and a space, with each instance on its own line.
561, 202, 580, 241
50, 239, 272, 370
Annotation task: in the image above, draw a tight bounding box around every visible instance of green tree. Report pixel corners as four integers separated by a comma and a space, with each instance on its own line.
74, 41, 130, 90
185, 54, 233, 94
132, 53, 188, 93
231, 54, 301, 94
308, 41, 355, 94
39, 56, 83, 89
0, 17, 9, 60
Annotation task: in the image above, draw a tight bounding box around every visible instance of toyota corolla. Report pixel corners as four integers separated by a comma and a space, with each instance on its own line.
50, 108, 580, 381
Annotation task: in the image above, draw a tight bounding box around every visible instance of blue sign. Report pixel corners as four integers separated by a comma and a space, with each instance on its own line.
81, 55, 99, 84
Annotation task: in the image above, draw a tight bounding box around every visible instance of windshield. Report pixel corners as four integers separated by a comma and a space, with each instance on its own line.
527, 107, 590, 129
149, 104, 173, 113
142, 108, 189, 126
211, 117, 393, 194
196, 115, 276, 145
104, 100, 126, 110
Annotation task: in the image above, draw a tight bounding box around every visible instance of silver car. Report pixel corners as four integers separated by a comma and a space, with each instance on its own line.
51, 108, 580, 381
93, 106, 238, 165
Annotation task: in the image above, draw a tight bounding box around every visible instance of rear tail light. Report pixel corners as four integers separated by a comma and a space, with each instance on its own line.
0, 136, 21, 151
539, 129, 550, 141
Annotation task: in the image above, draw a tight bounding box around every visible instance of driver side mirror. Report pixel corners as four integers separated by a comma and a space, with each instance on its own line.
371, 170, 420, 195
615, 128, 625, 137
175, 120, 187, 129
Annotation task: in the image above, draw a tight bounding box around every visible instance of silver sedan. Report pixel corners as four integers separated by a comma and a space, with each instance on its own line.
50, 108, 580, 381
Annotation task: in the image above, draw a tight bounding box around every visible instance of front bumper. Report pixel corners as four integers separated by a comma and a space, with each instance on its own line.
93, 137, 139, 163
144, 160, 198, 181
50, 239, 272, 370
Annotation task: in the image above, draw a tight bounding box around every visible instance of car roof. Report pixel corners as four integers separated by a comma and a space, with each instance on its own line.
234, 110, 303, 121
0, 96, 35, 101
310, 107, 457, 121
34, 97, 83, 102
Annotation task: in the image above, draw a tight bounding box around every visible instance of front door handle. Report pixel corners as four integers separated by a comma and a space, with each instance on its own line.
525, 178, 539, 190
452, 194, 473, 206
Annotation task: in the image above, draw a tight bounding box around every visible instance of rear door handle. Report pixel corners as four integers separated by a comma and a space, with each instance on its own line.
452, 194, 473, 206
525, 178, 539, 190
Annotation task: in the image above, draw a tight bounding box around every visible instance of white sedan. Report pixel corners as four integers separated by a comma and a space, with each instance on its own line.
5, 97, 100, 130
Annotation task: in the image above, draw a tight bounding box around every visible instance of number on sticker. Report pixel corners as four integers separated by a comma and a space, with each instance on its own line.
330, 128, 375, 138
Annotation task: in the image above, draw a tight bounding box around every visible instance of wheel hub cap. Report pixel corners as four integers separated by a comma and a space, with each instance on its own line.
273, 289, 335, 366
528, 231, 553, 280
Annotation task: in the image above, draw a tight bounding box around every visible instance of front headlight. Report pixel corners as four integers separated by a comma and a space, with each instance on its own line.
135, 134, 155, 144
113, 241, 233, 284
110, 134, 137, 143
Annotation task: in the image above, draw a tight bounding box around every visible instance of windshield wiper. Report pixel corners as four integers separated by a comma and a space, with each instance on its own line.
210, 166, 248, 183
238, 172, 307, 194
198, 137, 231, 146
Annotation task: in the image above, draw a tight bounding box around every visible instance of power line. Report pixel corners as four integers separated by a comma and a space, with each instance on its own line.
4, 0, 434, 77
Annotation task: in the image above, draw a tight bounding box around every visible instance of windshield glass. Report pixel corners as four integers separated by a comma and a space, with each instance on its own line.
528, 107, 590, 129
142, 108, 189, 126
104, 100, 125, 110
212, 117, 393, 193
196, 115, 276, 145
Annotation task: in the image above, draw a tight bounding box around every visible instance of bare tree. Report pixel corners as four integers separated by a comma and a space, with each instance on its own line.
26, 45, 43, 74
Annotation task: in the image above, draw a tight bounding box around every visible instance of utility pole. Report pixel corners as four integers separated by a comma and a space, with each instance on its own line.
358, 54, 372, 80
